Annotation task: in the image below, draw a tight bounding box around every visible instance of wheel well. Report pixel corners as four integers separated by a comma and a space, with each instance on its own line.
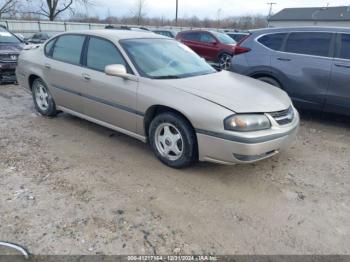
218, 51, 233, 60
28, 75, 40, 90
250, 73, 282, 87
144, 105, 196, 138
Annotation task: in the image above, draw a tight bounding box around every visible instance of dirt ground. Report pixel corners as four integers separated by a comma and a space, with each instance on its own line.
0, 84, 349, 255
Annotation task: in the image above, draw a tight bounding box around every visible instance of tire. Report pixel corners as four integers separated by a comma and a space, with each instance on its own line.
31, 78, 58, 117
149, 112, 197, 168
219, 53, 232, 70
257, 76, 281, 88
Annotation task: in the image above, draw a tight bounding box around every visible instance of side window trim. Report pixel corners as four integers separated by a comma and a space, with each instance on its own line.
280, 32, 290, 52
329, 33, 337, 58
81, 35, 90, 66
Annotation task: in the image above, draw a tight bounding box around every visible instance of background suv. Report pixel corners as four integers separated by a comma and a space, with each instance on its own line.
176, 30, 237, 70
231, 27, 350, 116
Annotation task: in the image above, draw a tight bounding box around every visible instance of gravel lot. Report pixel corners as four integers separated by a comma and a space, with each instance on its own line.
0, 84, 349, 255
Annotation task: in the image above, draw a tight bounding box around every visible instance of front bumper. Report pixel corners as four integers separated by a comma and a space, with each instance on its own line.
0, 62, 17, 82
196, 108, 300, 165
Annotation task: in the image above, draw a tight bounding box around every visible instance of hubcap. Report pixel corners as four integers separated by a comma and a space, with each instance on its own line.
34, 81, 49, 111
155, 123, 184, 161
220, 55, 232, 70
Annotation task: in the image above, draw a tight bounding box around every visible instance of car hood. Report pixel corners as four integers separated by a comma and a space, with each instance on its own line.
0, 43, 23, 54
163, 71, 291, 113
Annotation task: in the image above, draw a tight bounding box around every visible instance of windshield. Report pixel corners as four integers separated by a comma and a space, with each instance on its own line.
0, 29, 21, 44
212, 32, 236, 45
121, 38, 216, 79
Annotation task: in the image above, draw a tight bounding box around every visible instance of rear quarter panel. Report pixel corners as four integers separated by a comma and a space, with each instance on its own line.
231, 34, 272, 75
16, 46, 47, 91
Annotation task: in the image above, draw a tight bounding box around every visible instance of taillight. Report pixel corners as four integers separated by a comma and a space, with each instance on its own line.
234, 34, 251, 55
234, 46, 251, 55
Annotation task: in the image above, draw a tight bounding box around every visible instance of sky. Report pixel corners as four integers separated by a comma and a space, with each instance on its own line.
87, 0, 350, 19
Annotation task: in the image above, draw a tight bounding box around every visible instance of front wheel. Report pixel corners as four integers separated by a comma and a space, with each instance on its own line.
32, 78, 58, 117
149, 113, 197, 168
219, 53, 232, 70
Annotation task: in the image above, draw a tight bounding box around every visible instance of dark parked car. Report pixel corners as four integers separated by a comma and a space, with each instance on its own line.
152, 29, 178, 38
0, 27, 24, 83
231, 27, 350, 116
226, 31, 249, 43
27, 32, 56, 44
176, 30, 237, 70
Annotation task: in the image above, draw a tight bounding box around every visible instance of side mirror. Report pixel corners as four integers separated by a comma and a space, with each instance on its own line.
105, 64, 138, 81
105, 64, 128, 77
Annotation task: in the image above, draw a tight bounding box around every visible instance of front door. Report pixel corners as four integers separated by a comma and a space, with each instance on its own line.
80, 36, 139, 133
325, 33, 350, 115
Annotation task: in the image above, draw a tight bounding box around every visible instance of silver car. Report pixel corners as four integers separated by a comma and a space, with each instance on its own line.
16, 30, 299, 168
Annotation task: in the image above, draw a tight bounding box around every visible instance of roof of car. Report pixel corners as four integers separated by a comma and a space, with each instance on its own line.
56, 30, 164, 41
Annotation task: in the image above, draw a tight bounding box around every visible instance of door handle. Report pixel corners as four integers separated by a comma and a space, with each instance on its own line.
277, 58, 291, 61
82, 73, 91, 81
335, 63, 350, 69
44, 63, 51, 69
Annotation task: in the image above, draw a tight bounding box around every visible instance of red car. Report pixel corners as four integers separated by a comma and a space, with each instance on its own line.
176, 30, 237, 70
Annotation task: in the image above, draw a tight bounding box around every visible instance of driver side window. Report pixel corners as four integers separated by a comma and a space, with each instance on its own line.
86, 37, 127, 72
199, 33, 215, 43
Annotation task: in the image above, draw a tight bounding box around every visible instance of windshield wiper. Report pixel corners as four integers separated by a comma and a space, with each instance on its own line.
152, 75, 180, 79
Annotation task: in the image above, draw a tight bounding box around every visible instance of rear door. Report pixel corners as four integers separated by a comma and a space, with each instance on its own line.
325, 33, 350, 115
80, 36, 139, 133
180, 32, 203, 56
44, 34, 86, 113
272, 32, 334, 110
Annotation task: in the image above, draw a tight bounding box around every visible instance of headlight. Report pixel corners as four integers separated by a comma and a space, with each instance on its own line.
224, 114, 271, 132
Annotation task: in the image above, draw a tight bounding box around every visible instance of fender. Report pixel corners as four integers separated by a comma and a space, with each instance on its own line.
245, 66, 289, 89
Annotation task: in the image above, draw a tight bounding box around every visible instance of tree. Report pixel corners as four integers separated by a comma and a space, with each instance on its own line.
27, 0, 93, 21
0, 0, 19, 18
131, 0, 147, 25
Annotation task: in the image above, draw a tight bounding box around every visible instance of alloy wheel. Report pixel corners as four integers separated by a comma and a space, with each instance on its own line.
34, 81, 49, 112
154, 123, 184, 161
220, 54, 232, 70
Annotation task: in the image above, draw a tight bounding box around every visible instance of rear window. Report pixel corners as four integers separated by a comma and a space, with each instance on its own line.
52, 35, 85, 65
337, 34, 350, 60
258, 33, 287, 51
284, 32, 333, 57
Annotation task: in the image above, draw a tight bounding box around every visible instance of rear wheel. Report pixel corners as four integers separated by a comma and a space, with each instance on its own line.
32, 78, 58, 117
149, 112, 197, 168
257, 76, 281, 88
219, 53, 232, 70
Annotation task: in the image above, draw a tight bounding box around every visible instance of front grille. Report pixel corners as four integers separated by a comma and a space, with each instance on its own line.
0, 54, 18, 63
269, 106, 294, 125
